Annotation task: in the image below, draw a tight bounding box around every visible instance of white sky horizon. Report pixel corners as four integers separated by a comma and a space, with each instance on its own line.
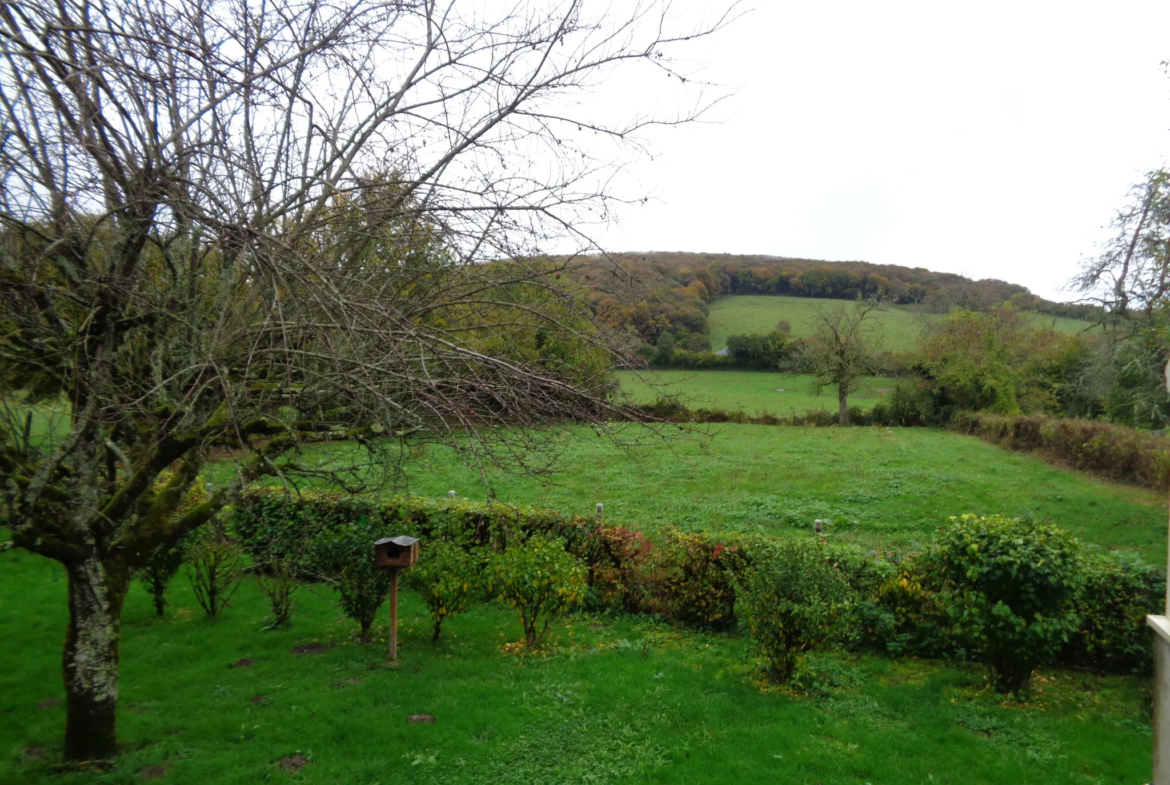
584, 0, 1170, 303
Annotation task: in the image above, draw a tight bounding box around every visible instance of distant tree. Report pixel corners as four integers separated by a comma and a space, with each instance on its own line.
1075, 169, 1170, 321
726, 331, 789, 368
795, 299, 884, 424
914, 306, 1083, 417
654, 332, 677, 366
1072, 168, 1170, 427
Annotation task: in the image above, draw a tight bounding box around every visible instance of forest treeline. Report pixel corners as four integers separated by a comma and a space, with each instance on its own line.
569, 251, 1098, 355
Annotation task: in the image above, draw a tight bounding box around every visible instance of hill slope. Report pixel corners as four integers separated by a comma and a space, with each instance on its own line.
707, 295, 1096, 351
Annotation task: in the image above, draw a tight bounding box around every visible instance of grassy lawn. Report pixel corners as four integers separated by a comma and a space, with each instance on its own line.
2, 544, 1153, 784
706, 296, 1097, 351
244, 424, 1168, 561
616, 369, 897, 415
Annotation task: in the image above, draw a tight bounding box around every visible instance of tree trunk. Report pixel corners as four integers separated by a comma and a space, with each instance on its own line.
152, 588, 166, 617
838, 387, 848, 426
64, 556, 128, 762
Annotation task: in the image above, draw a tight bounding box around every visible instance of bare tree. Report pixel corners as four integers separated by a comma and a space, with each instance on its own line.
796, 298, 883, 425
1074, 170, 1170, 322
0, 0, 735, 761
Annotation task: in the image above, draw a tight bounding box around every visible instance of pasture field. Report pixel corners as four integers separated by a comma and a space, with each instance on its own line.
245, 424, 1168, 561
706, 295, 1097, 351
1, 541, 1152, 785
616, 369, 896, 416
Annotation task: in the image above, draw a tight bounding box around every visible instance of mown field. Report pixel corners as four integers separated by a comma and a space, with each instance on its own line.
235, 424, 1168, 561
2, 537, 1153, 785
616, 370, 897, 416
706, 295, 1097, 351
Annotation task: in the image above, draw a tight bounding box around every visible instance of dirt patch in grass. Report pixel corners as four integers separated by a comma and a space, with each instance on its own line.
231, 658, 254, 668
37, 699, 59, 708
23, 746, 45, 761
292, 643, 333, 655
251, 695, 270, 705
139, 764, 170, 781
408, 713, 436, 724
333, 678, 362, 689
277, 754, 310, 773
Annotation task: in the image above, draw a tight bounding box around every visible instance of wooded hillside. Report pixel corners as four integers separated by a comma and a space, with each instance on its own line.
570, 252, 1097, 354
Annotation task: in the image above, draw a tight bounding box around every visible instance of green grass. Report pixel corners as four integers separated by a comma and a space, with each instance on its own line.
1, 543, 1153, 784
243, 424, 1167, 561
706, 296, 1097, 351
617, 370, 897, 415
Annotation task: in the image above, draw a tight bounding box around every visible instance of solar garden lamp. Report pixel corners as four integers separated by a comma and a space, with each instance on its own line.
374, 536, 420, 666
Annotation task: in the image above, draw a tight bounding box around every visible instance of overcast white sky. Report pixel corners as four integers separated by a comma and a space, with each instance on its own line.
592, 0, 1170, 302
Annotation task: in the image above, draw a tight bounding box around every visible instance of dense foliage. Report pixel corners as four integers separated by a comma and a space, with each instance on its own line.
735, 539, 853, 682
403, 541, 484, 641
488, 537, 587, 648
920, 514, 1084, 694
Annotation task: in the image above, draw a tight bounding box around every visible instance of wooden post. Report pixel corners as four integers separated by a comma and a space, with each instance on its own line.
387, 567, 401, 663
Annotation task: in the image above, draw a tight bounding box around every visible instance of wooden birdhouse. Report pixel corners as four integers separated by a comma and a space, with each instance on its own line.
374, 536, 420, 569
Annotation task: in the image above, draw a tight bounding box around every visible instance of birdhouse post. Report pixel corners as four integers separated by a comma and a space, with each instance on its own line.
374, 536, 420, 664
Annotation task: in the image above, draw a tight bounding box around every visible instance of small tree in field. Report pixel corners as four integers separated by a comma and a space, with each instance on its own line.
795, 299, 884, 424
489, 537, 587, 649
309, 522, 392, 643
403, 541, 483, 641
139, 543, 186, 618
185, 522, 245, 618
735, 540, 852, 683
138, 476, 207, 616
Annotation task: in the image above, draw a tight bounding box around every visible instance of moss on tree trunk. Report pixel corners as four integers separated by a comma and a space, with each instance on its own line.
63, 557, 128, 762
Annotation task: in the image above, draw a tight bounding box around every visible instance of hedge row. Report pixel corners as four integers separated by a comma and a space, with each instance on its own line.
228, 489, 1165, 676
954, 412, 1170, 492
633, 395, 922, 428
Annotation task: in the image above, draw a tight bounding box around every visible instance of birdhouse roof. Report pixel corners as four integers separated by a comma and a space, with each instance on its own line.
375, 536, 419, 547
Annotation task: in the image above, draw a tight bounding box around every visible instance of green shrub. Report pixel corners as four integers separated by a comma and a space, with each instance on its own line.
140, 542, 188, 617
864, 559, 955, 658
1063, 551, 1164, 675
403, 541, 483, 640
185, 521, 244, 618
488, 536, 587, 648
308, 518, 392, 642
734, 539, 853, 683
137, 476, 207, 616
925, 513, 1083, 694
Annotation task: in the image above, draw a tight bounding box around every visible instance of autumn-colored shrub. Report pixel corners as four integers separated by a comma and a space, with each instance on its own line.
593, 526, 657, 613
955, 412, 1170, 492
658, 531, 752, 629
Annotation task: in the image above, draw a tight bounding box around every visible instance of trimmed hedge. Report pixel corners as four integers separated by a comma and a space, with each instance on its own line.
227, 489, 1165, 676
954, 411, 1170, 492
